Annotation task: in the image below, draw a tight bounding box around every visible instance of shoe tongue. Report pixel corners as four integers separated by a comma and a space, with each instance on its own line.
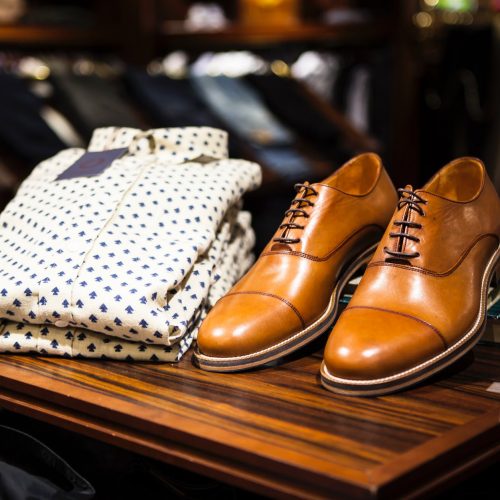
269, 181, 313, 253
270, 242, 293, 252
397, 185, 414, 211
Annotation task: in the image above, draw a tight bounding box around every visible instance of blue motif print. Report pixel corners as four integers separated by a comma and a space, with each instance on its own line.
0, 127, 261, 361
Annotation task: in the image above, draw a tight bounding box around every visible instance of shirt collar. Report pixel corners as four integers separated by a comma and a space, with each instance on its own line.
88, 126, 229, 163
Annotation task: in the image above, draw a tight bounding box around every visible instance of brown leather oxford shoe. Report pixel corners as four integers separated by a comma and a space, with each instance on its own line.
194, 153, 397, 371
321, 157, 500, 396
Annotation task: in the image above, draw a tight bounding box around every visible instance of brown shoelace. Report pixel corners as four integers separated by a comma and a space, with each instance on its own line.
384, 188, 427, 260
273, 182, 318, 245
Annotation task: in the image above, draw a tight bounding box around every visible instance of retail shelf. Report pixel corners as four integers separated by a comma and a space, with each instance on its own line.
0, 343, 498, 499
161, 20, 392, 49
0, 25, 115, 48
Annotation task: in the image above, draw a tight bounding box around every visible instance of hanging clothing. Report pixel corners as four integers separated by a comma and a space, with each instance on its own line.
0, 73, 66, 168
51, 73, 143, 141
124, 69, 251, 159
191, 75, 312, 179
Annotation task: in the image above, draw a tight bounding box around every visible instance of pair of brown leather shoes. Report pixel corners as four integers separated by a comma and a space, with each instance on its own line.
193, 154, 500, 396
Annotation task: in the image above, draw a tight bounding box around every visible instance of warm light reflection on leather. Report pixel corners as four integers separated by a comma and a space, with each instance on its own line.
338, 346, 350, 358
361, 347, 379, 359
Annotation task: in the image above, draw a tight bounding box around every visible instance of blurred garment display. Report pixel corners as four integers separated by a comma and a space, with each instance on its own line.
38, 105, 84, 148
323, 7, 371, 25
420, 25, 494, 180
27, 75, 85, 147
0, 72, 66, 168
345, 66, 370, 133
191, 74, 312, 179
0, 49, 384, 181
125, 69, 221, 128
246, 73, 343, 159
192, 74, 293, 145
326, 52, 391, 149
51, 73, 142, 141
184, 2, 228, 31
191, 50, 267, 78
0, 46, 389, 255
0, 126, 261, 361
331, 60, 358, 122
124, 68, 249, 159
291, 51, 341, 102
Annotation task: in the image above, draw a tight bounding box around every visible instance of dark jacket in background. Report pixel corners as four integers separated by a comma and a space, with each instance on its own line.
51, 73, 142, 141
0, 425, 95, 500
0, 73, 66, 168
124, 69, 249, 159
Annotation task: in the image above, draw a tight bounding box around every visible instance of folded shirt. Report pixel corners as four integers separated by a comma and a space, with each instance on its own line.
0, 126, 261, 358
0, 207, 255, 361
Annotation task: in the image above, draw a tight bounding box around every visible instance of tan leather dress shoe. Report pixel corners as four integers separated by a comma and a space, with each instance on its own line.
194, 153, 397, 371
321, 157, 500, 396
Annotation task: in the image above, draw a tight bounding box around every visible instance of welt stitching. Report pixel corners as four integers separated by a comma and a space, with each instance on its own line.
368, 233, 499, 277
345, 305, 448, 349
262, 224, 383, 262
222, 291, 306, 329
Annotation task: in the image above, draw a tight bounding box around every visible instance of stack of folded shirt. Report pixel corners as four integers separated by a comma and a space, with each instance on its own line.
0, 126, 262, 361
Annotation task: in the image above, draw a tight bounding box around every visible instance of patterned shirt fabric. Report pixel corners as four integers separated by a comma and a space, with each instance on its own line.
0, 126, 261, 361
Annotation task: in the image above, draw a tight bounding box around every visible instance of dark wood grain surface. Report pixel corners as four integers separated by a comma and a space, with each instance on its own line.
0, 341, 498, 499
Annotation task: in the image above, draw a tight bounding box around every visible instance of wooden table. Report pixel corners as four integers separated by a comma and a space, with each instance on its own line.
0, 341, 498, 499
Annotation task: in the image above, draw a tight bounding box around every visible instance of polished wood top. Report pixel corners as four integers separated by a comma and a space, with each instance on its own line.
0, 342, 498, 499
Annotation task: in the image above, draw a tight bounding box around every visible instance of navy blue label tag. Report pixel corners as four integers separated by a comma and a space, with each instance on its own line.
57, 147, 128, 181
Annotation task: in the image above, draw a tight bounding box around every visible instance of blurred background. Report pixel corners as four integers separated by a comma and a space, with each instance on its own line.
0, 0, 498, 251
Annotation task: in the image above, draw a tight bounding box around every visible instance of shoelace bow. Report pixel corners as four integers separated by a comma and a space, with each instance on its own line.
273, 182, 318, 245
384, 188, 427, 260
